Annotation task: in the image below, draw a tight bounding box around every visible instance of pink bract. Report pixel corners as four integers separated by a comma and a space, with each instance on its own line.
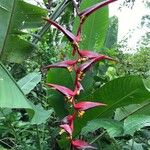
71, 140, 97, 149
74, 101, 106, 111
43, 60, 77, 70
60, 124, 73, 136
46, 83, 75, 97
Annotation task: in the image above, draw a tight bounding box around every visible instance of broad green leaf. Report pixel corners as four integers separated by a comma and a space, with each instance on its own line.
31, 104, 53, 125
58, 137, 70, 150
17, 72, 41, 95
114, 101, 150, 121
74, 76, 150, 134
0, 62, 33, 110
0, 0, 47, 63
0, 146, 7, 150
123, 140, 144, 150
73, 0, 109, 50
91, 76, 150, 117
1, 35, 34, 63
46, 68, 74, 119
124, 115, 150, 136
127, 140, 144, 150
77, 71, 94, 99
0, 108, 12, 117
81, 119, 123, 137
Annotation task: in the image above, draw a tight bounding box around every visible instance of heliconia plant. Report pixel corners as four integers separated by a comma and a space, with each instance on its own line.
44, 0, 117, 149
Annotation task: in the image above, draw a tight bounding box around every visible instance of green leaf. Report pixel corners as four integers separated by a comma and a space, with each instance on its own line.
114, 101, 150, 121
74, 76, 150, 134
78, 71, 94, 99
0, 0, 47, 63
73, 0, 109, 50
127, 140, 144, 150
0, 62, 33, 110
114, 78, 150, 121
17, 72, 41, 95
124, 115, 150, 136
0, 146, 7, 150
81, 119, 123, 137
46, 68, 74, 119
0, 108, 12, 117
91, 76, 150, 117
1, 35, 35, 63
31, 104, 53, 125
104, 16, 118, 49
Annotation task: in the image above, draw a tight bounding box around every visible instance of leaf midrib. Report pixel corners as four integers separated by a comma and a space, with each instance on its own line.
120, 101, 150, 121
0, 61, 27, 99
0, 4, 9, 12
96, 89, 139, 118
124, 117, 150, 134
0, 0, 16, 55
87, 13, 96, 49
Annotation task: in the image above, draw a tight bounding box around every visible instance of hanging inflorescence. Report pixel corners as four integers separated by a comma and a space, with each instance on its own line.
44, 0, 117, 149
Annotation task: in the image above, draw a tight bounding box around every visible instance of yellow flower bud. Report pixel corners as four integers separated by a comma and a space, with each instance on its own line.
78, 111, 85, 117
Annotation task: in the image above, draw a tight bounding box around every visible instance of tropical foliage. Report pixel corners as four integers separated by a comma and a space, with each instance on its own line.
0, 0, 149, 149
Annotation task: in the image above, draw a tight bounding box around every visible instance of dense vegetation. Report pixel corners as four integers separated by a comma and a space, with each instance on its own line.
0, 0, 149, 149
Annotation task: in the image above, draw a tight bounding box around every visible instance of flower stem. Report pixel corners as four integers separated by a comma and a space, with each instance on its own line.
32, 0, 71, 44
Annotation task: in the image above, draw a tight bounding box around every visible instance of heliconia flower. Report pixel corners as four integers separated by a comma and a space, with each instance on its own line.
44, 18, 80, 49
71, 139, 97, 149
76, 0, 117, 38
74, 101, 106, 117
46, 83, 75, 101
59, 124, 73, 136
43, 60, 77, 72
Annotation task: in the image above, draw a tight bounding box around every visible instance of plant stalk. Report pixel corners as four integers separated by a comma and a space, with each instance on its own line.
32, 0, 71, 44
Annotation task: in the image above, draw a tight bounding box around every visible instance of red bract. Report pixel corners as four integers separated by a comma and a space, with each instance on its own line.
74, 101, 106, 117
43, 60, 77, 72
77, 0, 117, 38
77, 59, 96, 73
46, 83, 75, 97
78, 50, 100, 59
71, 140, 97, 149
62, 115, 74, 124
44, 18, 80, 52
78, 50, 115, 61
76, 59, 95, 81
95, 55, 115, 62
74, 101, 106, 111
76, 55, 115, 78
61, 114, 75, 131
79, 0, 117, 20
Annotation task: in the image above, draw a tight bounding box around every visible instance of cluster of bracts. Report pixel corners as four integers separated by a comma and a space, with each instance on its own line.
44, 0, 116, 149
